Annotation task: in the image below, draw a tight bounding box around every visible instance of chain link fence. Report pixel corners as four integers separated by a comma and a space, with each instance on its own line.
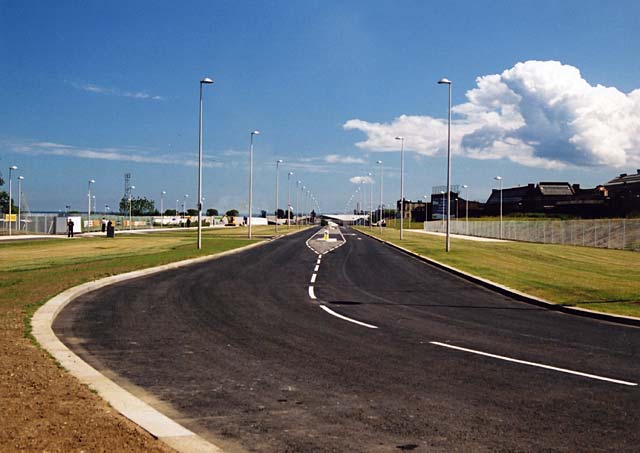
424, 218, 640, 251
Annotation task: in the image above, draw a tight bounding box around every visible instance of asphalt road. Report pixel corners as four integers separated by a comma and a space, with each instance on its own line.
54, 226, 640, 452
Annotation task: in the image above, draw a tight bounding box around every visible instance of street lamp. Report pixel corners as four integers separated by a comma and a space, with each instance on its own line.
129, 185, 136, 230
16, 175, 24, 233
462, 184, 469, 235
8, 165, 17, 236
368, 172, 373, 230
296, 180, 302, 228
438, 77, 453, 252
183, 194, 189, 219
495, 176, 503, 239
275, 159, 283, 232
197, 76, 214, 249
160, 190, 166, 227
87, 179, 95, 232
377, 160, 383, 231
440, 190, 445, 232
396, 136, 405, 239
248, 130, 260, 239
176, 200, 179, 220
287, 171, 293, 228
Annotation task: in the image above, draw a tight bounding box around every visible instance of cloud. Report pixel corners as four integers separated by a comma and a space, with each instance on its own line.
10, 141, 221, 168
324, 154, 366, 164
343, 60, 640, 169
350, 175, 374, 184
69, 81, 164, 101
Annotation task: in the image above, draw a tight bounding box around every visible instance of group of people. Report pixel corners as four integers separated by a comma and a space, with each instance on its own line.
67, 218, 113, 238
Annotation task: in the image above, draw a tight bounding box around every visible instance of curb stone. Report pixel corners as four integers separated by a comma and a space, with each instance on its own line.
357, 228, 640, 328
32, 228, 311, 453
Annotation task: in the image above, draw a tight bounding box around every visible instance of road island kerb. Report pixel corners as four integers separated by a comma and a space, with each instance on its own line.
31, 228, 310, 453
357, 229, 640, 329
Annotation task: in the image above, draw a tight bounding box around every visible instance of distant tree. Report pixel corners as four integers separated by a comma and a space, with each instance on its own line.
0, 175, 15, 215
119, 197, 156, 216
276, 208, 285, 219
310, 210, 316, 222
260, 210, 267, 218
164, 209, 177, 216
187, 208, 198, 216
226, 209, 239, 217
206, 208, 219, 216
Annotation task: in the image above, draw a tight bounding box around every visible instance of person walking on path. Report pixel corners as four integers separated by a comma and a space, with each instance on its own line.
67, 219, 74, 237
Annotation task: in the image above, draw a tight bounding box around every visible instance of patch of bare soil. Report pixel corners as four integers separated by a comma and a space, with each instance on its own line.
0, 307, 175, 452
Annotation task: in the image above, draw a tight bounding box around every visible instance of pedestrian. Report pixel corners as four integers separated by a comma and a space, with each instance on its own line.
67, 218, 74, 237
101, 217, 107, 232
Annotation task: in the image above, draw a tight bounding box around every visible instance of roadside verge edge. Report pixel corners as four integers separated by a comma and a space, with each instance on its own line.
358, 229, 640, 328
32, 239, 275, 453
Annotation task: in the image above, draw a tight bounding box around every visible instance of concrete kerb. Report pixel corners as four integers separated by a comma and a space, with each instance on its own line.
32, 228, 310, 453
357, 229, 640, 329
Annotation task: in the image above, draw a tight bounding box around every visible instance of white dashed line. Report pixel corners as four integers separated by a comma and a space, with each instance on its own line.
314, 265, 319, 272
320, 305, 378, 329
430, 342, 638, 387
310, 274, 317, 283
308, 286, 316, 299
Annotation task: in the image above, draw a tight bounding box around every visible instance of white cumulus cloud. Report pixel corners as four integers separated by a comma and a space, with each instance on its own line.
350, 175, 374, 184
343, 60, 640, 169
325, 154, 366, 164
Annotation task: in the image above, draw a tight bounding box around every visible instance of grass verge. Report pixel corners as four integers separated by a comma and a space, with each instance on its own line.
357, 227, 640, 318
0, 225, 281, 451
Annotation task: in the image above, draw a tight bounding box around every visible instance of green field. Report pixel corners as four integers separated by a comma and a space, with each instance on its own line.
357, 226, 640, 318
0, 226, 290, 338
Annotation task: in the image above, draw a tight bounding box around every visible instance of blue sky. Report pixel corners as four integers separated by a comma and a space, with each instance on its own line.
1, 0, 639, 214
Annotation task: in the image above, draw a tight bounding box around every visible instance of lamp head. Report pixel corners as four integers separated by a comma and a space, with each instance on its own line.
18, 176, 24, 180
251, 130, 260, 135
200, 77, 214, 84
277, 159, 283, 163
494, 176, 502, 181
89, 179, 95, 184
438, 78, 452, 85
462, 184, 468, 188
395, 136, 404, 141
377, 160, 383, 164
162, 190, 166, 195
9, 165, 18, 171
288, 171, 294, 176
131, 185, 136, 189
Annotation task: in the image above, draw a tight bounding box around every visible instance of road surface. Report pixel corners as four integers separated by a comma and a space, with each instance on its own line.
54, 226, 640, 452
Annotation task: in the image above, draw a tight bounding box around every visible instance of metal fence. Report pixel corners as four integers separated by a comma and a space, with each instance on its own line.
1, 214, 59, 235
424, 218, 640, 251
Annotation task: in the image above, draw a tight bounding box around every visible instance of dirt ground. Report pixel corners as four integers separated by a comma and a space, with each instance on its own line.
0, 305, 175, 452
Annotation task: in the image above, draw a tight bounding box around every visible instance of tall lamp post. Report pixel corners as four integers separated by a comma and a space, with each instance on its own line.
248, 130, 260, 239
197, 76, 214, 249
275, 159, 283, 232
395, 136, 405, 239
296, 180, 302, 228
17, 175, 24, 232
8, 165, 17, 236
129, 185, 136, 230
176, 200, 179, 220
87, 179, 95, 232
377, 160, 383, 231
183, 194, 189, 219
160, 190, 166, 227
287, 171, 293, 228
438, 77, 452, 252
368, 172, 373, 230
462, 184, 469, 235
494, 176, 503, 239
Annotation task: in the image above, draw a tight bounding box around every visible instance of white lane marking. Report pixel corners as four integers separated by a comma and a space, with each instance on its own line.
308, 286, 316, 299
310, 274, 317, 283
320, 305, 378, 329
430, 342, 638, 387
318, 254, 322, 260
314, 265, 319, 272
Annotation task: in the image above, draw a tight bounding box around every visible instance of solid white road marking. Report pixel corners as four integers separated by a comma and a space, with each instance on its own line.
430, 342, 638, 387
308, 286, 316, 299
311, 274, 317, 283
320, 305, 378, 329
314, 265, 319, 272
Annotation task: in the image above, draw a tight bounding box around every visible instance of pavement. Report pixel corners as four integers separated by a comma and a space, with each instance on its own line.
51, 226, 640, 452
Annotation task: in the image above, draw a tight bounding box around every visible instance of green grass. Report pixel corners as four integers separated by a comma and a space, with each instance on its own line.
0, 226, 289, 343
357, 227, 640, 318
